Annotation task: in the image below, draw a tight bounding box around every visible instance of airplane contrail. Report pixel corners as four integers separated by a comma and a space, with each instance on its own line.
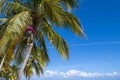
69, 41, 120, 47
47, 41, 120, 48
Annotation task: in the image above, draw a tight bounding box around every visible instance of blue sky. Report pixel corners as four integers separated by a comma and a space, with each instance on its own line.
44, 0, 120, 71
1, 0, 120, 80
36, 0, 120, 80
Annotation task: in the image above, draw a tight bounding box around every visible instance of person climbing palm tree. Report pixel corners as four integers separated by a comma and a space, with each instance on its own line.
25, 26, 36, 45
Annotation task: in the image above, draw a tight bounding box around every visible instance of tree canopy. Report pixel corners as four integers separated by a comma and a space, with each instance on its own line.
0, 0, 84, 80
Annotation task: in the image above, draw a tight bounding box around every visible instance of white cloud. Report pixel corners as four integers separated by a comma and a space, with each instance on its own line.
43, 70, 120, 78
44, 70, 65, 77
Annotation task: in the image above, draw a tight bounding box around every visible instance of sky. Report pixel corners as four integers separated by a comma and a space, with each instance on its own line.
36, 0, 120, 80
1, 0, 120, 80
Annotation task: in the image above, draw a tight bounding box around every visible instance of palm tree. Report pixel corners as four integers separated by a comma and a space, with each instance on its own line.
0, 18, 8, 72
0, 65, 18, 80
0, 0, 84, 80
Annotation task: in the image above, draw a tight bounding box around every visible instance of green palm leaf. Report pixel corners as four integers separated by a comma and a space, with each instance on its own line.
32, 59, 43, 76
0, 1, 4, 13
24, 62, 33, 78
14, 39, 27, 65
1, 2, 29, 17
0, 18, 9, 39
43, 0, 65, 26
60, 0, 79, 9
0, 18, 8, 23
43, 21, 69, 59
64, 12, 84, 36
32, 44, 49, 67
0, 11, 32, 59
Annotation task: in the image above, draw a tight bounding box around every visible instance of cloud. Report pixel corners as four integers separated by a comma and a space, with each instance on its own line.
43, 70, 120, 78
44, 70, 65, 77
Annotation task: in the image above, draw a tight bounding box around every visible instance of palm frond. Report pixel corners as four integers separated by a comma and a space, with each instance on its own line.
24, 61, 33, 78
0, 18, 9, 39
0, 18, 8, 29
32, 26, 49, 67
0, 64, 18, 79
43, 21, 69, 59
14, 38, 27, 65
0, 11, 32, 58
0, 1, 4, 13
0, 18, 8, 23
32, 43, 49, 67
37, 31, 50, 65
60, 0, 79, 9
23, 0, 43, 11
1, 1, 29, 17
14, 0, 22, 3
24, 57, 44, 78
43, 0, 65, 26
32, 59, 43, 76
30, 0, 43, 9
35, 48, 49, 67
64, 12, 84, 37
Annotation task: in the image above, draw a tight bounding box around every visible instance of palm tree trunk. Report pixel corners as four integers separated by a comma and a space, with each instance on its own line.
17, 33, 33, 80
0, 55, 6, 72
